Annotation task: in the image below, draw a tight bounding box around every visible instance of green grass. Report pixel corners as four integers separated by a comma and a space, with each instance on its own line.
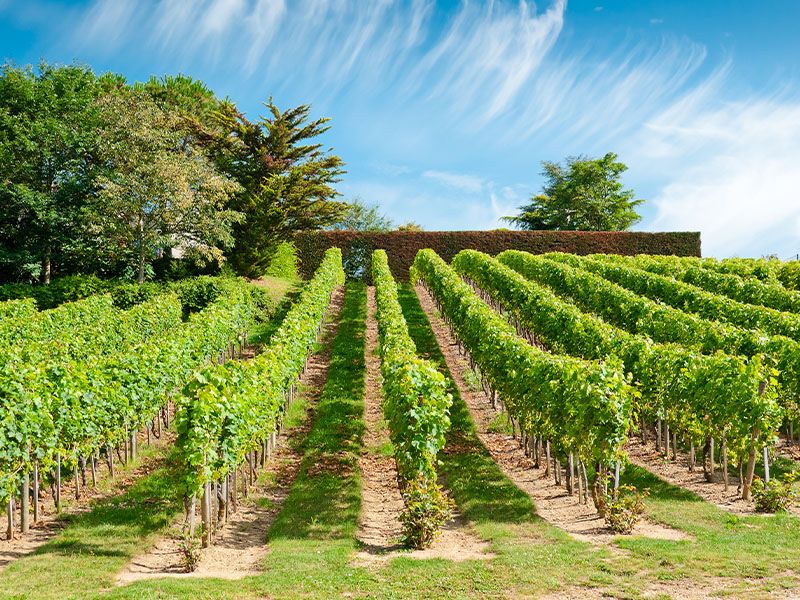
248, 277, 302, 346
0, 442, 181, 600
6, 281, 800, 599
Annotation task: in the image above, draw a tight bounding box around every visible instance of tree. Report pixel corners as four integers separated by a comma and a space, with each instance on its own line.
211, 100, 347, 277
330, 199, 393, 232
89, 90, 242, 283
397, 221, 423, 232
0, 62, 102, 282
505, 152, 644, 231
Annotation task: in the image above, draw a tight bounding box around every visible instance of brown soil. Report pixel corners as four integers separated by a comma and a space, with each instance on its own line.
355, 286, 405, 553
626, 437, 767, 516
0, 423, 175, 572
414, 284, 689, 545
117, 287, 345, 583
353, 287, 492, 565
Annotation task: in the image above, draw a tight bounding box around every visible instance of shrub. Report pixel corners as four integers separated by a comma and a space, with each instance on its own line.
170, 276, 226, 313
399, 476, 455, 549
264, 241, 300, 280
249, 285, 276, 322
605, 484, 649, 534
752, 473, 799, 513
110, 281, 162, 309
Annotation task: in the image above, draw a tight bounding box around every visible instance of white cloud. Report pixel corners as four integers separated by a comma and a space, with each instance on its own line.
638, 94, 800, 258
422, 170, 486, 194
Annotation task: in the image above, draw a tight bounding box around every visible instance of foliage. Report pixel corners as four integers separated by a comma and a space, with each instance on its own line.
453, 249, 780, 465
294, 230, 701, 281
752, 473, 799, 513
608, 254, 800, 314
0, 280, 258, 502
179, 529, 202, 572
0, 62, 103, 282
412, 249, 633, 468
372, 250, 452, 546
605, 484, 649, 534
778, 261, 800, 290
399, 475, 455, 549
175, 248, 344, 496
568, 253, 800, 344
498, 250, 800, 421
264, 241, 300, 280
211, 100, 347, 277
330, 199, 393, 232
90, 89, 242, 283
396, 222, 424, 232
504, 152, 643, 231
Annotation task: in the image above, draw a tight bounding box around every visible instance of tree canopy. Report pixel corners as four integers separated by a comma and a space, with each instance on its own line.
89, 90, 242, 283
0, 62, 102, 282
211, 100, 347, 277
329, 199, 393, 232
0, 62, 348, 282
505, 152, 644, 231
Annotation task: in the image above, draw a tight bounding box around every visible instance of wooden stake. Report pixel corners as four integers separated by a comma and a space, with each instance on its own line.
55, 452, 61, 511
7, 497, 14, 541
722, 434, 729, 491
33, 461, 39, 523
21, 472, 29, 534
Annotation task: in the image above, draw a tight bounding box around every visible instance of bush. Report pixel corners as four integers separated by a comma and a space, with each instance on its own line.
249, 285, 276, 322
399, 476, 455, 549
264, 242, 300, 280
605, 484, 649, 534
170, 276, 226, 314
752, 473, 799, 512
109, 281, 162, 309
179, 530, 202, 572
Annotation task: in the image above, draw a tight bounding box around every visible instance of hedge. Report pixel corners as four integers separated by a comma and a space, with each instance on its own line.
294, 230, 702, 281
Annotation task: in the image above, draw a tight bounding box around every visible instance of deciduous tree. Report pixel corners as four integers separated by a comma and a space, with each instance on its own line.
90, 90, 242, 283
0, 62, 101, 282
505, 152, 643, 231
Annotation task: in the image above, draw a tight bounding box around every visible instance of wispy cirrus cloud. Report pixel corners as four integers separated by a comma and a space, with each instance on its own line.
422, 170, 486, 194
637, 89, 800, 258
6, 0, 799, 256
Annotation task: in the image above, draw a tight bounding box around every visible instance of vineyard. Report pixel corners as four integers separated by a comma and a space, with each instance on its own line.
2, 249, 800, 599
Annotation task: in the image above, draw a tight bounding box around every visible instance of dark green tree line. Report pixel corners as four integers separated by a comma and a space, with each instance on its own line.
0, 62, 347, 283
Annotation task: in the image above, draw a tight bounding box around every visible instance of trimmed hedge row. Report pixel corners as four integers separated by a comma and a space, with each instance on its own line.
295, 230, 702, 281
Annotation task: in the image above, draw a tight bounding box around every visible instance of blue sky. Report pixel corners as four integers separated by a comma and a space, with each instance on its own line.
2, 0, 800, 258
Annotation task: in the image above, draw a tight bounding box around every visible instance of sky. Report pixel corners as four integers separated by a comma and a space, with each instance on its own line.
1, 0, 800, 258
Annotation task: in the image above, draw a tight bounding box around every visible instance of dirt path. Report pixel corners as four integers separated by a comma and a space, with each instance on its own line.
117, 287, 345, 583
355, 287, 405, 553
354, 287, 492, 565
626, 438, 765, 516
414, 284, 688, 545
0, 424, 175, 572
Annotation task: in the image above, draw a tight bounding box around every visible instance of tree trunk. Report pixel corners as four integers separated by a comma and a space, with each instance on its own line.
138, 242, 146, 284
41, 245, 51, 285
763, 447, 770, 483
